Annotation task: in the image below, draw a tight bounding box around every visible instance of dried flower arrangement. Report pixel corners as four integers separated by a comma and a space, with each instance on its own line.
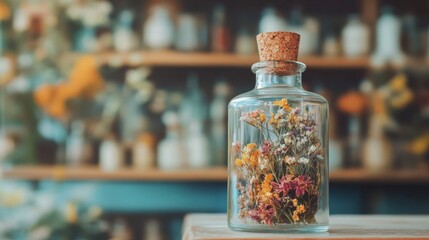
232, 98, 325, 226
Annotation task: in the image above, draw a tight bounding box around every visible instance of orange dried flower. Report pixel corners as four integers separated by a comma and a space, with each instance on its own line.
292, 198, 298, 207
273, 98, 293, 112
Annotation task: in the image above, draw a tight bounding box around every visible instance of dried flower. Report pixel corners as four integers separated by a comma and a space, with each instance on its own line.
273, 98, 293, 112
240, 110, 266, 128
298, 157, 309, 164
232, 142, 241, 154
249, 203, 276, 226
297, 204, 306, 213
233, 97, 324, 225
293, 175, 313, 197
292, 199, 298, 207
235, 158, 244, 167
292, 210, 300, 222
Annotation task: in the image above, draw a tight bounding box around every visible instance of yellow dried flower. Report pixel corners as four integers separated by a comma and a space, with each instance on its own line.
258, 174, 274, 203
297, 204, 306, 213
292, 210, 300, 222
235, 158, 244, 167
246, 143, 257, 150
260, 113, 266, 122
292, 199, 298, 207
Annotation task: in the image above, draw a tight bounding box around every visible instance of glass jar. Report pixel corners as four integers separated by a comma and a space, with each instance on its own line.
227, 32, 329, 232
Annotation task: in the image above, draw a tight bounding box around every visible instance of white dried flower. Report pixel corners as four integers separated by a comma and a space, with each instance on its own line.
306, 131, 311, 136
309, 145, 317, 154
317, 155, 324, 160
298, 157, 309, 164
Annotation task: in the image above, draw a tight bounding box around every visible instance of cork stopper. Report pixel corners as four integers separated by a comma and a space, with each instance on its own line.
256, 32, 300, 62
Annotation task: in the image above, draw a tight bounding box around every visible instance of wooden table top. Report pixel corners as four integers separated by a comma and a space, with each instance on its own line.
183, 214, 429, 240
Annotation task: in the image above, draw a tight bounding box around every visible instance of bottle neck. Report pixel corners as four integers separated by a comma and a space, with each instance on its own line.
255, 73, 303, 89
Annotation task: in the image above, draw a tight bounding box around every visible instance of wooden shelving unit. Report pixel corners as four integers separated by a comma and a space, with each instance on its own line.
80, 51, 370, 69
2, 166, 429, 184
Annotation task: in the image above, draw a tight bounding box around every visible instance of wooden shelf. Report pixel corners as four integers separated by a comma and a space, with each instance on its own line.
329, 168, 429, 184
2, 166, 429, 183
79, 51, 370, 69
1, 166, 228, 182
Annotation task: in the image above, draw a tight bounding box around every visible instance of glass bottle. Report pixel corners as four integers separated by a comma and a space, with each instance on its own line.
227, 32, 329, 232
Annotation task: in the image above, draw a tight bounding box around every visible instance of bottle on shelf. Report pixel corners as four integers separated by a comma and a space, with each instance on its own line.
176, 13, 200, 52
322, 31, 340, 57
337, 91, 367, 168
132, 133, 156, 169
113, 10, 138, 52
363, 115, 392, 171
179, 74, 210, 168
157, 111, 186, 170
111, 218, 133, 240
99, 134, 124, 172
341, 15, 370, 58
211, 3, 231, 52
258, 7, 287, 33
371, 6, 405, 66
287, 7, 317, 56
402, 14, 419, 56
235, 27, 257, 55
210, 81, 231, 166
143, 219, 163, 240
186, 121, 210, 168
65, 121, 92, 167
143, 5, 174, 50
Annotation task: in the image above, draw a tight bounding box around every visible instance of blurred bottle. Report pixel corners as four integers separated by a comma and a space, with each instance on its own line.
211, 4, 231, 52
341, 15, 370, 58
258, 7, 287, 33
197, 14, 209, 50
157, 111, 186, 169
363, 116, 392, 171
113, 10, 138, 52
288, 7, 317, 56
132, 133, 156, 169
372, 6, 405, 66
111, 218, 132, 240
143, 5, 174, 50
75, 26, 98, 52
176, 13, 200, 51
403, 14, 419, 56
99, 134, 124, 172
179, 74, 206, 126
179, 74, 210, 168
346, 117, 362, 167
143, 219, 163, 240
186, 121, 210, 168
235, 27, 257, 55
66, 121, 92, 167
210, 81, 231, 166
322, 31, 340, 57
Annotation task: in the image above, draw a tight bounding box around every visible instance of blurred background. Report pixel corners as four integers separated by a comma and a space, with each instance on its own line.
0, 0, 429, 239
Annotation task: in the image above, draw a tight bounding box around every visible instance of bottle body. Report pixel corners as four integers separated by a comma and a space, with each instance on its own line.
227, 61, 329, 232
